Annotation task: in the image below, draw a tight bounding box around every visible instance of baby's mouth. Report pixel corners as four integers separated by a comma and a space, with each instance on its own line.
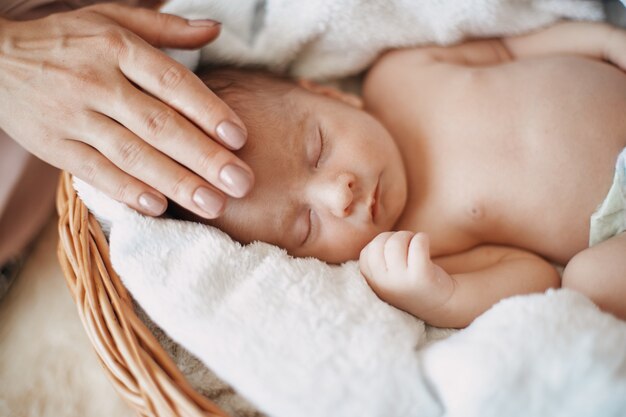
369, 175, 380, 223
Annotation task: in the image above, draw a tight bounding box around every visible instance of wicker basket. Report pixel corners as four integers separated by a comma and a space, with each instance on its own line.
56, 171, 229, 417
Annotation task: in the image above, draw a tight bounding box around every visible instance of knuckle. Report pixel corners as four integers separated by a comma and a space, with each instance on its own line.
412, 232, 427, 243
144, 108, 176, 137
198, 97, 225, 120
112, 181, 132, 202
196, 145, 226, 174
158, 64, 187, 92
77, 159, 99, 183
375, 231, 392, 243
152, 12, 179, 44
384, 233, 399, 246
117, 140, 145, 168
100, 27, 130, 56
169, 173, 196, 199
190, 104, 226, 131
359, 267, 370, 280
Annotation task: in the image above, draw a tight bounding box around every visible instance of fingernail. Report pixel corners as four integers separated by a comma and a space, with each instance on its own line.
219, 164, 253, 197
192, 187, 225, 217
187, 19, 221, 27
216, 120, 247, 150
138, 192, 167, 216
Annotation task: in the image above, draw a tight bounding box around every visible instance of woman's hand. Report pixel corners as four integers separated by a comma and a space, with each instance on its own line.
0, 3, 253, 218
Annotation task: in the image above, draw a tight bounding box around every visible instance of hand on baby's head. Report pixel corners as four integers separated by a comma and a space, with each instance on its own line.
178, 67, 408, 263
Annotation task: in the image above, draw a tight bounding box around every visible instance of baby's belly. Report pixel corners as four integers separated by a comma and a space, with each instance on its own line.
439, 57, 626, 263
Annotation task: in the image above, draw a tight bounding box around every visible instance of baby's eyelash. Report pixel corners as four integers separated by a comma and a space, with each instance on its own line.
315, 127, 327, 168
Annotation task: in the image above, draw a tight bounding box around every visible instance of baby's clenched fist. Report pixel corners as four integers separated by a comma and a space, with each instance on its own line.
359, 231, 455, 318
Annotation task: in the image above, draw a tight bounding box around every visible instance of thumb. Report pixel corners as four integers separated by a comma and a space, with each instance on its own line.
88, 3, 221, 49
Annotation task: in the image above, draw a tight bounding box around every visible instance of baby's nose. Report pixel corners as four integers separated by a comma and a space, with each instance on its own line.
323, 172, 355, 218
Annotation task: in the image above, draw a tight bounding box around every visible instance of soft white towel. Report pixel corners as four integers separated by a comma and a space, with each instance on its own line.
423, 290, 626, 417
161, 0, 603, 79
71, 2, 625, 415
74, 179, 626, 417
74, 179, 439, 417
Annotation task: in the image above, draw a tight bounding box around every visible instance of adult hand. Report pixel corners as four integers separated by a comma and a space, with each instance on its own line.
0, 3, 254, 218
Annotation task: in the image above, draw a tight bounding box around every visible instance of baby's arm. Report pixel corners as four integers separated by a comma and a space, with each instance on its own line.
359, 231, 560, 328
411, 21, 626, 69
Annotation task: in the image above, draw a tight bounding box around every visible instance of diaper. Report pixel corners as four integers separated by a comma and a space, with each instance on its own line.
589, 148, 626, 246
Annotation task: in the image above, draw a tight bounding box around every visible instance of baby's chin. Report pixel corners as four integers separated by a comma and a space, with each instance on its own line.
312, 247, 363, 264
308, 228, 385, 264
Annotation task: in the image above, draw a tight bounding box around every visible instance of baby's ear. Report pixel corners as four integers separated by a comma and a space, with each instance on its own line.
298, 79, 363, 109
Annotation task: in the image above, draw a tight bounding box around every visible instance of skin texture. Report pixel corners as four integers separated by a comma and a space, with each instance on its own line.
184, 22, 626, 328
201, 80, 408, 264
360, 21, 626, 327
0, 3, 253, 219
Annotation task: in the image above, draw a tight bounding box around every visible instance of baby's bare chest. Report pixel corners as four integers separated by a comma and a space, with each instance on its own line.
392, 57, 626, 263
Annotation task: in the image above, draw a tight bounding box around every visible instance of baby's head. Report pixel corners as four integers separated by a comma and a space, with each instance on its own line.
195, 68, 407, 263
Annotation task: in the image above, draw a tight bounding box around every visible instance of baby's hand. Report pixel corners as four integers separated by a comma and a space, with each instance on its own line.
359, 231, 455, 317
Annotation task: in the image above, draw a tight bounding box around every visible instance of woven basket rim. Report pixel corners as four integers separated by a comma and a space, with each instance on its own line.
56, 171, 229, 417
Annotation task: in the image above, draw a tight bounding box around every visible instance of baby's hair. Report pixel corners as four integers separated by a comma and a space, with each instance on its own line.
196, 66, 296, 123
188, 67, 300, 239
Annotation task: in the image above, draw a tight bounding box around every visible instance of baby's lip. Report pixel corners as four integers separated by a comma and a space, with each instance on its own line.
369, 175, 380, 223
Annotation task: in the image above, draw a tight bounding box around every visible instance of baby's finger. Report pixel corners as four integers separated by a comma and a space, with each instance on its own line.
383, 231, 415, 269
359, 249, 373, 281
106, 83, 253, 199
116, 34, 248, 152
78, 113, 227, 218
366, 232, 395, 276
359, 244, 384, 294
407, 233, 432, 272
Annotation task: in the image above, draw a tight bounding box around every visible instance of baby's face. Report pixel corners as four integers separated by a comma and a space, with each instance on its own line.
214, 83, 407, 263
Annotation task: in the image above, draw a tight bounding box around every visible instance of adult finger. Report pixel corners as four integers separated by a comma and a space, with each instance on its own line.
116, 37, 249, 152
87, 2, 222, 49
60, 140, 168, 216
105, 84, 253, 199
79, 112, 227, 218
367, 232, 395, 276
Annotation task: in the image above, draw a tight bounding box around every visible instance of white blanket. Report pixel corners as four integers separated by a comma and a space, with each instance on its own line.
160, 0, 603, 78
73, 1, 626, 415
74, 179, 626, 417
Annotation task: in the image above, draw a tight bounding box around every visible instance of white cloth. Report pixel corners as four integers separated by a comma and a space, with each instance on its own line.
75, 179, 626, 417
161, 0, 603, 79
589, 148, 626, 246
72, 2, 625, 416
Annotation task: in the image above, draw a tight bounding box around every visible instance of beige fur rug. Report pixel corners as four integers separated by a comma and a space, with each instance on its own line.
0, 218, 132, 417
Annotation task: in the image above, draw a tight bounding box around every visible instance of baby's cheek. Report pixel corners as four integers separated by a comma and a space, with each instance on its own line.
319, 227, 379, 263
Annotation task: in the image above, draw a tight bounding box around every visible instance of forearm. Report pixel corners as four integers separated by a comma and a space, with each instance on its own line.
416, 21, 623, 69
416, 253, 560, 328
502, 21, 616, 62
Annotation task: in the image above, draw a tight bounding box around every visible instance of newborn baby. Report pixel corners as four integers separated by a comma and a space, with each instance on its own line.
176, 21, 626, 328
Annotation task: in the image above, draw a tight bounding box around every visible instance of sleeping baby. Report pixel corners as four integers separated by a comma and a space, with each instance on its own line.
172, 21, 626, 328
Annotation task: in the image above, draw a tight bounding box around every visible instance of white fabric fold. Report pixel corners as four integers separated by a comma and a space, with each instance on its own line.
75, 179, 626, 417
160, 0, 603, 79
